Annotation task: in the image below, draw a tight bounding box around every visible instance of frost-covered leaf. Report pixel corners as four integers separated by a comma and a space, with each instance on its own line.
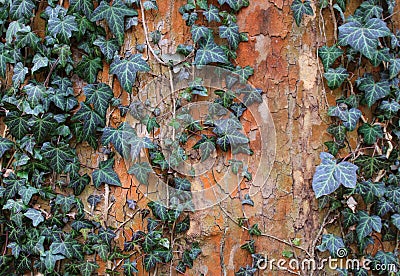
128, 162, 152, 185
109, 54, 150, 92
91, 0, 137, 45
338, 18, 391, 59
312, 152, 358, 198
324, 67, 348, 89
291, 0, 314, 27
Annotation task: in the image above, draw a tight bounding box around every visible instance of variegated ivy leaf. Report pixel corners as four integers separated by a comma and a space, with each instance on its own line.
318, 45, 343, 69
12, 62, 28, 87
109, 54, 150, 93
312, 152, 358, 198
290, 0, 314, 27
9, 0, 36, 20
323, 67, 348, 90
91, 0, 138, 45
338, 18, 391, 60
24, 208, 44, 227
31, 54, 49, 74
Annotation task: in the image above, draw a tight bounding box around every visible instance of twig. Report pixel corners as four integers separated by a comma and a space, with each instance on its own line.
44, 57, 59, 87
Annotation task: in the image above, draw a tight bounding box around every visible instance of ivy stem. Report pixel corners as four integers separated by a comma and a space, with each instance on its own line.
44, 57, 59, 87
2, 231, 7, 256
140, 0, 167, 66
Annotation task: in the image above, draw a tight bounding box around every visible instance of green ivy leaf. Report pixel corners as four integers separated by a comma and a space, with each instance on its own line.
219, 22, 240, 49
148, 201, 168, 221
69, 0, 94, 18
31, 54, 49, 74
194, 35, 228, 65
323, 67, 348, 89
0, 44, 13, 78
44, 251, 65, 272
128, 162, 152, 185
5, 112, 30, 140
389, 58, 400, 79
375, 199, 394, 216
358, 123, 383, 145
357, 75, 390, 107
240, 240, 255, 254
76, 56, 102, 84
50, 239, 76, 259
32, 113, 58, 143
12, 62, 28, 87
175, 215, 190, 233
92, 158, 122, 188
48, 15, 78, 43
238, 85, 263, 106
318, 45, 343, 69
224, 0, 249, 12
358, 0, 383, 21
84, 83, 113, 117
3, 173, 26, 200
316, 234, 346, 257
372, 251, 399, 272
78, 261, 99, 276
235, 265, 257, 276
93, 37, 119, 63
41, 142, 77, 173
91, 0, 137, 45
338, 18, 391, 59
290, 0, 314, 27
0, 137, 14, 158
143, 253, 162, 271
356, 210, 381, 240
18, 186, 38, 205
379, 100, 400, 117
9, 0, 35, 20
191, 25, 211, 43
16, 26, 41, 49
312, 152, 358, 198
72, 102, 105, 142
123, 259, 139, 275
203, 4, 220, 22
391, 214, 400, 230
109, 54, 150, 92
24, 208, 44, 226
93, 243, 109, 261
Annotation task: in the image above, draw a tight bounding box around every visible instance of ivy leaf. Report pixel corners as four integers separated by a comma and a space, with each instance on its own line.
358, 0, 383, 20
203, 5, 220, 22
102, 122, 154, 159
392, 214, 400, 230
175, 215, 190, 233
78, 261, 99, 276
23, 83, 46, 107
93, 243, 109, 261
357, 75, 390, 107
92, 158, 122, 188
9, 0, 35, 20
32, 113, 58, 143
44, 251, 65, 272
72, 102, 105, 142
31, 54, 49, 74
50, 240, 75, 259
48, 15, 78, 43
76, 56, 102, 84
338, 18, 391, 59
93, 37, 119, 63
194, 35, 228, 65
12, 62, 28, 87
109, 54, 150, 92
375, 199, 394, 216
239, 85, 263, 106
323, 67, 348, 89
128, 162, 152, 185
18, 186, 38, 205
52, 44, 71, 67
147, 201, 168, 221
191, 25, 211, 43
219, 23, 240, 49
379, 100, 400, 117
235, 265, 257, 276
5, 112, 30, 140
225, 0, 249, 12
41, 142, 77, 173
143, 253, 162, 271
312, 152, 358, 198
69, 0, 94, 18
372, 251, 399, 272
84, 83, 114, 117
24, 208, 44, 227
3, 173, 26, 200
356, 210, 382, 240
55, 194, 76, 213
316, 234, 346, 258
389, 58, 400, 79
290, 0, 314, 27
91, 0, 137, 45
358, 123, 383, 145
0, 137, 14, 158
0, 45, 13, 78
216, 129, 249, 152
123, 259, 139, 275
318, 45, 343, 69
